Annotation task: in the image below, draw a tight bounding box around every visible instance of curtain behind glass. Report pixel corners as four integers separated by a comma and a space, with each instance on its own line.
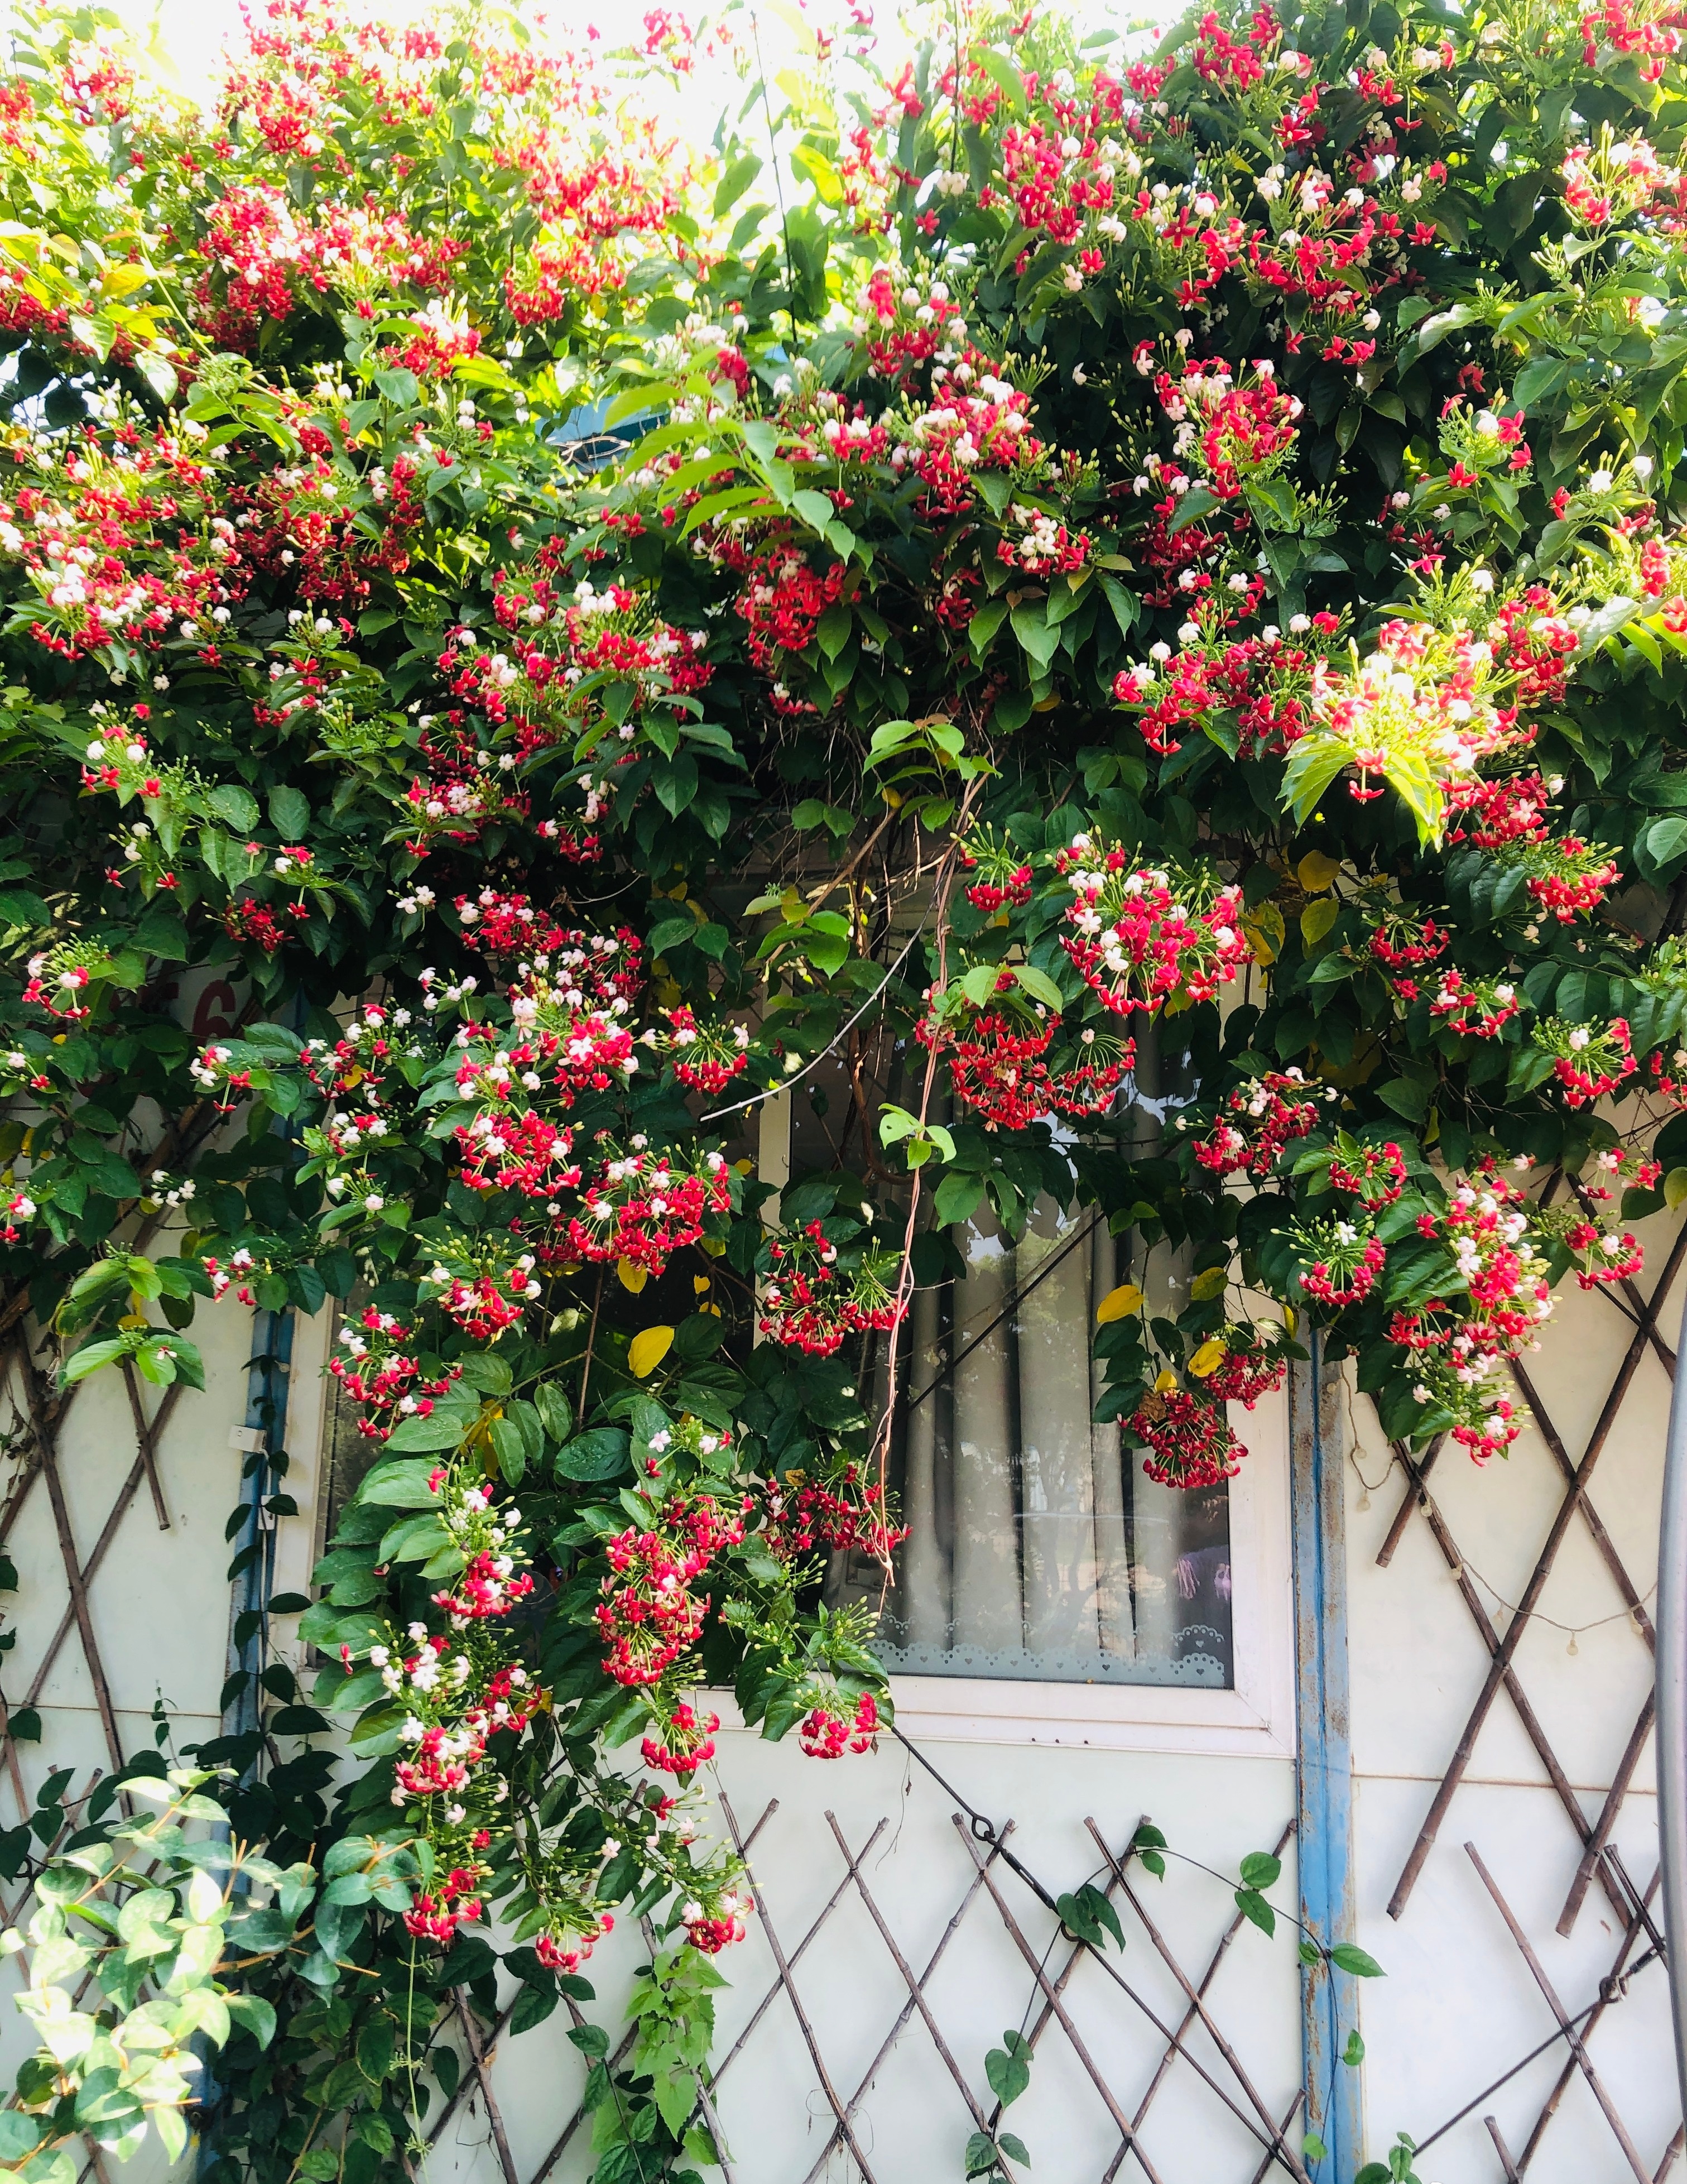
828, 1027, 1235, 1688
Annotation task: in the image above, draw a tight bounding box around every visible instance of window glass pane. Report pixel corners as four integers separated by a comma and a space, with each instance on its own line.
826, 1201, 1234, 1689
319, 1292, 385, 1546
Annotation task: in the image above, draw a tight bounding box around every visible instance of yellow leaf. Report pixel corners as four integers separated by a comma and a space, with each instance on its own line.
1189, 1338, 1227, 1379
1190, 1265, 1228, 1301
1282, 1305, 1297, 1338
882, 787, 904, 808
628, 1326, 674, 1377
1667, 1167, 1687, 1212
700, 1236, 727, 1257
1300, 897, 1339, 948
693, 1275, 712, 1294
617, 1259, 648, 1294
1296, 851, 1342, 895
1096, 1282, 1143, 1323
1153, 1368, 1180, 1394
1244, 900, 1285, 966
118, 1313, 148, 1331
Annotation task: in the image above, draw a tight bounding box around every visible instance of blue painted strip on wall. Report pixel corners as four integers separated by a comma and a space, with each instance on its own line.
1290, 1331, 1363, 2176
224, 1307, 294, 1744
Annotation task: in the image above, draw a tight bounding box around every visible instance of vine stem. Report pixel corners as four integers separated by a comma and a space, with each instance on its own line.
867, 779, 984, 1579
576, 1265, 605, 1420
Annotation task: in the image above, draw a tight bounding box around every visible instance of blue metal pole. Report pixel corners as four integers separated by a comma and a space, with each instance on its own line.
1290, 1330, 1363, 2175
223, 1305, 293, 1745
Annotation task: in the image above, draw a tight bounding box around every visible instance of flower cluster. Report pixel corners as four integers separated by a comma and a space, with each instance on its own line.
328, 1308, 463, 1442
1429, 969, 1521, 1039
762, 1462, 909, 1564
799, 1692, 880, 1758
657, 1005, 751, 1096
596, 1490, 749, 1686
1190, 1068, 1330, 1178
1198, 1326, 1293, 1409
1388, 1168, 1556, 1457
1054, 835, 1250, 1016
758, 1224, 905, 1357
1128, 1389, 1247, 1491
1298, 1223, 1388, 1305
564, 1137, 733, 1274
1534, 1016, 1636, 1106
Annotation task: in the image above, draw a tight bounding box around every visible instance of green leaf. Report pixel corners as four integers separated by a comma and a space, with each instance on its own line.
1234, 1887, 1275, 1937
0, 2114, 41, 2161
1646, 816, 1687, 870
225, 1993, 277, 2048
534, 1381, 573, 1446
1012, 963, 1064, 1010
509, 1982, 558, 2034
0, 887, 50, 927
1009, 602, 1059, 673
383, 1407, 478, 1453
1329, 1942, 1385, 1977
268, 784, 310, 840
1374, 1077, 1431, 1124
356, 1458, 449, 1507
61, 1337, 128, 1385
1238, 1851, 1281, 1890
489, 1416, 528, 1488
985, 2043, 1031, 2107
207, 784, 261, 833
556, 1428, 631, 1481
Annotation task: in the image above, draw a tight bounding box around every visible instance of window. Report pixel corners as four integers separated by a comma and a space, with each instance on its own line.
752, 1031, 1294, 1755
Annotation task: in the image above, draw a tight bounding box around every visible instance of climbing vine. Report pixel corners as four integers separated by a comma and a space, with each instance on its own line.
0, 0, 1685, 2175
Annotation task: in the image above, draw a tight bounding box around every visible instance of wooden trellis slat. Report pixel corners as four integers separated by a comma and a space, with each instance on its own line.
795, 1817, 1005, 2184
1085, 1815, 1303, 2177
1379, 1433, 1640, 1930
1465, 1841, 1654, 2184
1386, 1215, 1687, 1921
1366, 1210, 1685, 2177
1510, 1856, 1661, 2177
719, 1788, 883, 2184
432, 1774, 1305, 2184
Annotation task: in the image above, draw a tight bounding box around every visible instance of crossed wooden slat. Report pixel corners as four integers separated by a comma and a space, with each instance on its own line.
432, 1789, 1304, 2184
1467, 1842, 1675, 2182
1383, 1216, 1687, 1923
0, 1333, 184, 1797
1368, 1211, 1686, 2175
